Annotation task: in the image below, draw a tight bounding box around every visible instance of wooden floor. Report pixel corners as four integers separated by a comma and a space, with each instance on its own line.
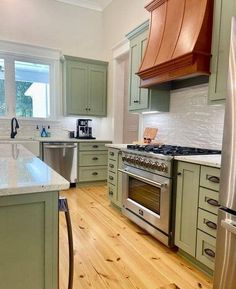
59, 184, 213, 289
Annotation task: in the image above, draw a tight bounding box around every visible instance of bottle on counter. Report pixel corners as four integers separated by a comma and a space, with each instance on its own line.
47, 125, 51, 137
41, 126, 47, 137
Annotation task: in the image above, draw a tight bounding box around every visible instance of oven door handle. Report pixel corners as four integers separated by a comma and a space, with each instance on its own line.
118, 169, 167, 188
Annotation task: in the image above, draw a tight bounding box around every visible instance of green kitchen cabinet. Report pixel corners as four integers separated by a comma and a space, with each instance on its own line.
127, 21, 170, 113
175, 162, 200, 257
107, 148, 123, 208
208, 0, 236, 103
77, 141, 111, 183
0, 191, 58, 289
63, 55, 108, 116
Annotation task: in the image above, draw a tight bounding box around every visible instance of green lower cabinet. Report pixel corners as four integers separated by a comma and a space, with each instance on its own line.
196, 230, 216, 271
107, 148, 122, 208
77, 142, 110, 183
208, 0, 236, 103
175, 162, 200, 256
0, 191, 58, 289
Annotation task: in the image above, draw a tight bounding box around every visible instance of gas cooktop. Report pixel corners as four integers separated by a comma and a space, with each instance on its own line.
126, 144, 221, 156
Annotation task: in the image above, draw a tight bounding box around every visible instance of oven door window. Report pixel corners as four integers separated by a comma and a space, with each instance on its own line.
128, 177, 160, 215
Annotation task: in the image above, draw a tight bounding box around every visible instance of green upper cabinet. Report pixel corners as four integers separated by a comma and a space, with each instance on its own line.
127, 21, 170, 113
208, 0, 236, 103
63, 55, 108, 116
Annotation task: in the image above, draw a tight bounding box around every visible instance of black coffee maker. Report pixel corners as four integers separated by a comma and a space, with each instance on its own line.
76, 119, 96, 139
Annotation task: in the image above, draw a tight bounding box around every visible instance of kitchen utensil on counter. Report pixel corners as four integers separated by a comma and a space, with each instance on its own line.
76, 119, 96, 139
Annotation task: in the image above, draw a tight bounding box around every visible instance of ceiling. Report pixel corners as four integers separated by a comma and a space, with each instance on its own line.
55, 0, 113, 11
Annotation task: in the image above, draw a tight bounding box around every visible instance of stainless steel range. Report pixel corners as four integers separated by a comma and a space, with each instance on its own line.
119, 144, 221, 247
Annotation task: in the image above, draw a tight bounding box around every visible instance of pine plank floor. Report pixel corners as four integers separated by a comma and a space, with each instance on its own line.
59, 183, 213, 289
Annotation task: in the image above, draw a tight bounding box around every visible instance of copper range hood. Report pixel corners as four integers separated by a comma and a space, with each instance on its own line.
137, 0, 214, 88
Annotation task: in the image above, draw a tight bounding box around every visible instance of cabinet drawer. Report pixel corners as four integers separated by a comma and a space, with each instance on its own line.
79, 151, 107, 166
79, 142, 108, 151
200, 166, 220, 191
199, 187, 219, 215
196, 230, 216, 270
198, 209, 218, 238
108, 159, 117, 173
107, 171, 117, 186
108, 148, 119, 161
78, 166, 107, 182
108, 183, 117, 201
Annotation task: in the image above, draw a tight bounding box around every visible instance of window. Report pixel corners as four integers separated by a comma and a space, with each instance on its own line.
15, 61, 50, 118
0, 41, 60, 119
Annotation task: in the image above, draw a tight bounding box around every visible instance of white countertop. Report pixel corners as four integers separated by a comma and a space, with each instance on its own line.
35, 137, 112, 143
0, 143, 70, 196
174, 155, 221, 168
105, 143, 128, 149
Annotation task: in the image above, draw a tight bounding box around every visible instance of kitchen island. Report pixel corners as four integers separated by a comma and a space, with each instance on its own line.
0, 143, 69, 289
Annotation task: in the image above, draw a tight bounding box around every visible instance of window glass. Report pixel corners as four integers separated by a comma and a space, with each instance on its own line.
0, 59, 6, 116
15, 61, 50, 118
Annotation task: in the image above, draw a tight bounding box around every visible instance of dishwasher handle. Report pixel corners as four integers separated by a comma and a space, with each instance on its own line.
44, 144, 77, 149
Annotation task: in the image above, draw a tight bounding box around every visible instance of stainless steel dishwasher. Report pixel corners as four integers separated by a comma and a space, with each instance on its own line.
43, 142, 77, 183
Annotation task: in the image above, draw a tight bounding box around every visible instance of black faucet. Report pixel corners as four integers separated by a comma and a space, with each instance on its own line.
10, 117, 20, 138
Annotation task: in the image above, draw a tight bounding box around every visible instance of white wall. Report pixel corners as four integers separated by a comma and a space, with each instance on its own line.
0, 0, 104, 59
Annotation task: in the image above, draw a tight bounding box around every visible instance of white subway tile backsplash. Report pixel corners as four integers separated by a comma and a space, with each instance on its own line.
142, 84, 225, 149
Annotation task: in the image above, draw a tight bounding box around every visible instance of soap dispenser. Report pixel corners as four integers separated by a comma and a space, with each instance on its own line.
41, 126, 47, 137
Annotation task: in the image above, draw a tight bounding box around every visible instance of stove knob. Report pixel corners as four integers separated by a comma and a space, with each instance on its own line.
150, 161, 156, 169
143, 160, 150, 168
160, 163, 168, 172
134, 157, 140, 165
122, 156, 126, 162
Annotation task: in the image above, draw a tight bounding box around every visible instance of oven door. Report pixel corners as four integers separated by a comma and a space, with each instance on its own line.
119, 167, 171, 235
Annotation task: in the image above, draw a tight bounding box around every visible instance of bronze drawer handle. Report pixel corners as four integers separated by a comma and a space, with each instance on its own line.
93, 145, 98, 148
109, 152, 114, 156
207, 175, 220, 183
133, 100, 139, 103
92, 157, 98, 161
205, 220, 217, 230
109, 164, 114, 168
204, 248, 215, 258
206, 198, 220, 207
92, 172, 98, 176
109, 191, 113, 196
109, 176, 114, 181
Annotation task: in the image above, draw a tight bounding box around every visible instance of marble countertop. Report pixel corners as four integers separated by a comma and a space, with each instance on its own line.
0, 143, 70, 196
0, 137, 112, 143
174, 155, 221, 168
105, 143, 128, 149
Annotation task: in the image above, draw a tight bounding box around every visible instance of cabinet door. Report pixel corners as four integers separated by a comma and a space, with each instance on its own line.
208, 0, 236, 102
129, 30, 149, 111
175, 162, 200, 257
66, 60, 88, 115
88, 64, 107, 116
0, 192, 58, 289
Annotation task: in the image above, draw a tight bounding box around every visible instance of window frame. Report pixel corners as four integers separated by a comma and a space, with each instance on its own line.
0, 41, 61, 120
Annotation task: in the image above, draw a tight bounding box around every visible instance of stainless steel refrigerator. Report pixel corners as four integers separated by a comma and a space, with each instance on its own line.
213, 16, 236, 289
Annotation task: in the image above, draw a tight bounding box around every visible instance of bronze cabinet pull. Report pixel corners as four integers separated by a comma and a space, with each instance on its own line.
207, 175, 220, 183
109, 191, 113, 196
92, 145, 98, 148
109, 176, 114, 180
92, 157, 98, 161
92, 172, 98, 176
205, 220, 217, 230
109, 152, 114, 156
204, 248, 215, 258
206, 198, 220, 207
109, 164, 114, 168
